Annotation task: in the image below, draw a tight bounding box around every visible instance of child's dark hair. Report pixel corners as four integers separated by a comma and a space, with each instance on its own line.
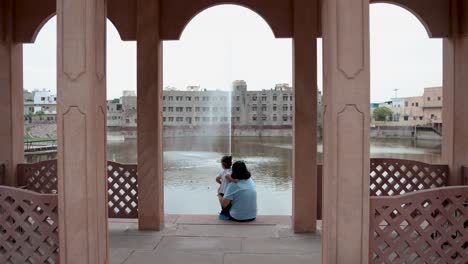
221, 155, 232, 168
231, 161, 251, 180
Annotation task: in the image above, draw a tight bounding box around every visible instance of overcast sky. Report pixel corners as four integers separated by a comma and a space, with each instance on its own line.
23, 3, 442, 102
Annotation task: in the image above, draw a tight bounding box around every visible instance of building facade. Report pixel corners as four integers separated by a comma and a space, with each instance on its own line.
371, 87, 442, 127
106, 80, 323, 137
23, 89, 57, 122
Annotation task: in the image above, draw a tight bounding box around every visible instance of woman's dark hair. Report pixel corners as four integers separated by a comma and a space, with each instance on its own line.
221, 155, 232, 168
231, 161, 251, 180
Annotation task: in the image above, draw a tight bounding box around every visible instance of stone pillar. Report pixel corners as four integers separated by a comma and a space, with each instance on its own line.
0, 0, 24, 186
442, 2, 468, 186
56, 0, 108, 262
292, 0, 318, 233
321, 0, 370, 263
137, 0, 164, 230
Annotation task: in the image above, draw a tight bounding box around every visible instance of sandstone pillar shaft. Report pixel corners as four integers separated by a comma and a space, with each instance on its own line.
321, 0, 370, 263
57, 0, 108, 262
137, 0, 164, 230
292, 0, 318, 233
0, 0, 24, 186
442, 3, 468, 185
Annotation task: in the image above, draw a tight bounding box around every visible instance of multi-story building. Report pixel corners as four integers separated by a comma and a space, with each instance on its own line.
371, 87, 442, 127
107, 81, 323, 137
23, 89, 57, 121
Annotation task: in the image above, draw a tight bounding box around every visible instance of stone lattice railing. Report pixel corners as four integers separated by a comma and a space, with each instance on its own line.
17, 160, 138, 219
370, 158, 448, 196
370, 186, 468, 263
0, 186, 59, 263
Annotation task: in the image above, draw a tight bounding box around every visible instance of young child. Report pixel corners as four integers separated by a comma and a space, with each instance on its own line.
216, 155, 232, 196
216, 155, 232, 217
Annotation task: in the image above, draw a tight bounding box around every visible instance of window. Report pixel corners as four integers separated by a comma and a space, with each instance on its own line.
168, 96, 173, 101
163, 107, 166, 112
252, 115, 257, 121
168, 117, 174, 122
427, 97, 431, 101
236, 117, 240, 122
186, 107, 192, 112
202, 117, 209, 122
438, 96, 441, 101
176, 117, 183, 122
236, 96, 240, 101
212, 107, 218, 112
290, 105, 293, 111
126, 119, 130, 123
283, 96, 288, 101
168, 107, 174, 112
163, 117, 166, 122
261, 96, 267, 101
262, 115, 267, 121
195, 107, 201, 112
419, 116, 423, 120
41, 97, 46, 101
415, 102, 419, 107
283, 115, 288, 121
236, 107, 240, 112
411, 103, 414, 107
290, 96, 293, 101
195, 117, 200, 122
273, 95, 277, 101
405, 102, 408, 107
273, 115, 277, 121
283, 105, 288, 111
203, 96, 209, 101
195, 97, 200, 101
252, 105, 257, 111
431, 114, 435, 119
176, 107, 183, 112
186, 117, 192, 123
413, 117, 417, 120
212, 117, 218, 122
163, 96, 166, 100
273, 105, 277, 111
176, 96, 183, 101
212, 97, 218, 101
404, 116, 409, 121
203, 107, 209, 112
290, 116, 293, 121
262, 104, 267, 111
186, 96, 191, 101
252, 95, 257, 101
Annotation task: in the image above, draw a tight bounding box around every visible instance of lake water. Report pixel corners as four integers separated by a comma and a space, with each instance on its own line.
106, 137, 442, 215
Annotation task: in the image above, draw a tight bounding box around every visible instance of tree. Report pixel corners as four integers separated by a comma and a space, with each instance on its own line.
373, 107, 393, 121
24, 112, 33, 123
35, 110, 45, 120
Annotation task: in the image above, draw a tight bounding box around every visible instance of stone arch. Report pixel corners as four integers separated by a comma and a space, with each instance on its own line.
160, 0, 292, 40
15, 0, 135, 43
370, 0, 450, 38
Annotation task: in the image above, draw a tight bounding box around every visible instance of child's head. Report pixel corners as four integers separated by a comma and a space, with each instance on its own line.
231, 161, 251, 180
221, 155, 232, 169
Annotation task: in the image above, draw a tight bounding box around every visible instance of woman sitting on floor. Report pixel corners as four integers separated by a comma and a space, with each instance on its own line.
217, 160, 257, 222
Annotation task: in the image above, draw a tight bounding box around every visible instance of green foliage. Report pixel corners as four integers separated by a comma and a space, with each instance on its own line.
373, 107, 393, 121
35, 110, 45, 116
24, 112, 33, 118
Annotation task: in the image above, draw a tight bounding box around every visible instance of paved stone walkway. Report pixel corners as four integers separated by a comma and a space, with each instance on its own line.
109, 215, 321, 264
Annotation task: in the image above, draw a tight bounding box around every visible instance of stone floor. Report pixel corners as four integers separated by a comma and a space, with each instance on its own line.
109, 215, 322, 264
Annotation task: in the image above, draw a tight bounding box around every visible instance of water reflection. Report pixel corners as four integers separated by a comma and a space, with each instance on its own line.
106, 137, 441, 215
